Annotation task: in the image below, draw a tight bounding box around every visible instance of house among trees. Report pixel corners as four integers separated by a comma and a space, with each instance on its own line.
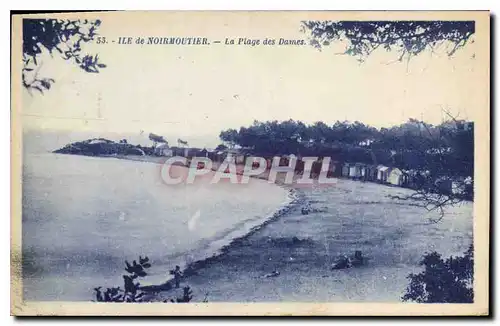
154, 143, 173, 157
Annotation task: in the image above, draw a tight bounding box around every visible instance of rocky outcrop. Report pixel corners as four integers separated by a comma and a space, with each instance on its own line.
53, 138, 150, 157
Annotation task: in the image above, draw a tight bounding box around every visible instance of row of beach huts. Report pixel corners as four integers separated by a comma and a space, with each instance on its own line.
153, 146, 471, 196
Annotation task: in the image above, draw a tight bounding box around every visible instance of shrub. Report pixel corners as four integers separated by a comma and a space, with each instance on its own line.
93, 256, 194, 303
402, 245, 473, 303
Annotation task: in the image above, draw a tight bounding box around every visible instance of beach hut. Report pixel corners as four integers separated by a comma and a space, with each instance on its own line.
348, 163, 364, 179
357, 163, 368, 179
364, 165, 378, 181
387, 168, 404, 186
376, 165, 391, 183
329, 161, 342, 177
348, 164, 356, 178
199, 148, 209, 158
341, 163, 350, 178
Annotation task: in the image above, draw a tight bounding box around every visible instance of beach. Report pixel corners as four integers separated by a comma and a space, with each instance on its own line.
22, 152, 473, 302
156, 178, 473, 302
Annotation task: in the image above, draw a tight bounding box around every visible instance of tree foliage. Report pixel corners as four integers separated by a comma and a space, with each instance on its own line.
384, 116, 474, 221
301, 20, 475, 62
215, 144, 228, 151
219, 118, 472, 173
220, 118, 474, 220
402, 245, 474, 303
177, 138, 189, 147
149, 133, 168, 147
94, 256, 194, 303
22, 18, 105, 93
94, 255, 152, 302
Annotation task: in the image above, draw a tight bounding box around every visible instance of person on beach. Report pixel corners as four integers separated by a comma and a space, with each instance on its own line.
172, 265, 183, 288
331, 250, 367, 270
263, 270, 280, 278
331, 255, 352, 270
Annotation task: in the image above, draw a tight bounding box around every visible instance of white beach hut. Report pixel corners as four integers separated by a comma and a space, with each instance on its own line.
376, 165, 391, 183
387, 168, 403, 186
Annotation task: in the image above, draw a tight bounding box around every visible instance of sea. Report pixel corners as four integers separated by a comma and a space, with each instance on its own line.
21, 132, 292, 301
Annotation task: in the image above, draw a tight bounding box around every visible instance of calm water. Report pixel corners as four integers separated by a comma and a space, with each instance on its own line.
22, 153, 291, 301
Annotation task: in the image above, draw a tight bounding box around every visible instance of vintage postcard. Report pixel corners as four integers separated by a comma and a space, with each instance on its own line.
11, 11, 490, 316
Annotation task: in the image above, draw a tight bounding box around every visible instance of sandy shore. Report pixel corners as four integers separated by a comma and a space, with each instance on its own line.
88, 155, 473, 302
155, 179, 472, 302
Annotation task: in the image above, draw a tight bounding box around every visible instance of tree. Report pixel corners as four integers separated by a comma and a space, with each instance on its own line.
177, 138, 189, 147
299, 20, 476, 219
22, 18, 106, 93
402, 245, 473, 303
149, 133, 167, 148
301, 21, 475, 63
387, 116, 474, 222
219, 129, 239, 148
94, 256, 151, 302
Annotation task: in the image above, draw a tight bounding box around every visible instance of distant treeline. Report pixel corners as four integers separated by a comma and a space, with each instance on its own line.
219, 119, 474, 179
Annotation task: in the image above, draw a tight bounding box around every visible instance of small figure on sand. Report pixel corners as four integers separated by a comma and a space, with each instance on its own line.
301, 204, 311, 215
263, 270, 280, 278
170, 265, 183, 288
331, 250, 367, 270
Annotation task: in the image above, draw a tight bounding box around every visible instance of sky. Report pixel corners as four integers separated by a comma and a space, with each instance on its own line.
19, 12, 485, 148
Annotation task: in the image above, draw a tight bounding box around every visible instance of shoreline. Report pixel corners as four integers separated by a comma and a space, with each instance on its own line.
139, 187, 304, 295
76, 153, 305, 295
151, 180, 472, 302
46, 153, 473, 301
